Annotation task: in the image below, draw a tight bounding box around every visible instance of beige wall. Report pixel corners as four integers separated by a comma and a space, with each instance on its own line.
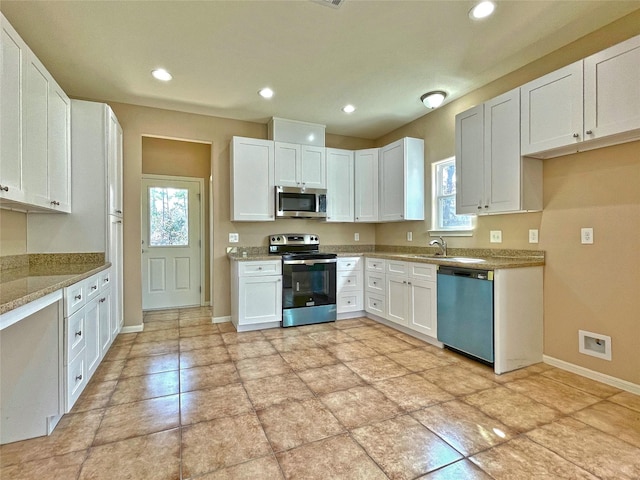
0, 209, 26, 255
142, 137, 212, 302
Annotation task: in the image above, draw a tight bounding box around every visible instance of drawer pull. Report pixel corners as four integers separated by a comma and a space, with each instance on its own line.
373, 302, 377, 307
347, 300, 351, 304
75, 330, 82, 337
74, 294, 82, 301
100, 297, 107, 303
75, 374, 83, 382
115, 209, 122, 214
347, 280, 351, 283
50, 200, 60, 206
0, 185, 8, 192
91, 285, 98, 291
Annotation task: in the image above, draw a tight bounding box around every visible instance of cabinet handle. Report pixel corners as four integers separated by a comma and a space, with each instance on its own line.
75, 374, 83, 382
484, 205, 489, 209
573, 133, 579, 138
0, 185, 8, 192
347, 300, 351, 304
408, 281, 412, 285
74, 294, 82, 300
347, 280, 351, 283
586, 130, 593, 135
346, 263, 351, 267
50, 201, 60, 206
258, 267, 262, 270
373, 302, 377, 307
477, 205, 482, 210
116, 220, 122, 224
402, 280, 407, 284
100, 297, 106, 303
373, 281, 377, 285
75, 330, 82, 337
115, 209, 122, 214
91, 285, 98, 291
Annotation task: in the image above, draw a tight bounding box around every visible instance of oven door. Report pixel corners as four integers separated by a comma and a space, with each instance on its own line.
282, 258, 336, 327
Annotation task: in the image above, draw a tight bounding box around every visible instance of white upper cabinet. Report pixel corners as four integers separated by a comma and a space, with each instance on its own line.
354, 148, 379, 222
107, 109, 123, 217
584, 35, 640, 142
47, 83, 71, 212
326, 148, 354, 222
456, 89, 542, 215
274, 141, 325, 189
378, 137, 424, 222
231, 136, 275, 222
521, 61, 584, 156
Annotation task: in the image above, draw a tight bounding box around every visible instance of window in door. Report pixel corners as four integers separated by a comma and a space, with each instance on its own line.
149, 187, 189, 247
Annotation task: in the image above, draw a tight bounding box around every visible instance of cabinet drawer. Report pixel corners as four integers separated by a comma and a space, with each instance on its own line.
85, 274, 100, 301
65, 281, 86, 316
337, 271, 362, 291
337, 257, 362, 272
410, 262, 437, 281
66, 308, 86, 363
337, 292, 363, 313
66, 351, 86, 412
365, 292, 385, 317
238, 260, 282, 277
100, 269, 111, 291
386, 260, 407, 275
365, 258, 385, 272
365, 272, 384, 293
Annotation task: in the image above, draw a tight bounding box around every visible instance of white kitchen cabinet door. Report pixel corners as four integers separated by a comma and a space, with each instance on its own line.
84, 297, 100, 379
326, 148, 354, 222
274, 141, 300, 187
584, 34, 640, 141
99, 288, 112, 356
364, 292, 385, 317
455, 104, 484, 215
231, 137, 275, 221
0, 14, 27, 204
520, 61, 584, 156
237, 275, 282, 326
47, 82, 71, 212
108, 216, 123, 335
108, 109, 123, 217
407, 278, 436, 337
300, 145, 326, 189
354, 148, 379, 222
385, 275, 408, 327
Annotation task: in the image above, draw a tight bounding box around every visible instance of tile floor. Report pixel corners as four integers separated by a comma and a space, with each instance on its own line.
2, 307, 640, 479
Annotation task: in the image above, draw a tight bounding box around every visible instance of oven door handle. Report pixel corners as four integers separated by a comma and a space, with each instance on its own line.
283, 258, 337, 266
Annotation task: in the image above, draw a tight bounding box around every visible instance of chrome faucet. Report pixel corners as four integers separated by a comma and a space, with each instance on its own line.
429, 236, 447, 256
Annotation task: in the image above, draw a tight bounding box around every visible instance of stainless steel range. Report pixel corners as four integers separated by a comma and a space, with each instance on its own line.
269, 234, 337, 327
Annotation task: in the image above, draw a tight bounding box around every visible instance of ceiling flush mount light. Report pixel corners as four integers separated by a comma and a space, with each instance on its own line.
420, 91, 447, 109
151, 68, 172, 81
258, 87, 274, 99
342, 104, 356, 113
469, 1, 496, 20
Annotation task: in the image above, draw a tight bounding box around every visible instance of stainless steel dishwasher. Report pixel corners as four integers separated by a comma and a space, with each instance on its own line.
437, 266, 494, 364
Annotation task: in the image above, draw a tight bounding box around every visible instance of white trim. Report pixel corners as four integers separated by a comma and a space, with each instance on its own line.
213, 315, 231, 324
121, 324, 144, 333
543, 355, 640, 395
428, 230, 474, 237
0, 290, 63, 331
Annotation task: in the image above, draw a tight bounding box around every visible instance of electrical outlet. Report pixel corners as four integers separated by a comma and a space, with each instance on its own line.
490, 230, 502, 243
581, 227, 593, 244
529, 229, 539, 243
407, 232, 413, 241
228, 233, 239, 243
354, 232, 359, 241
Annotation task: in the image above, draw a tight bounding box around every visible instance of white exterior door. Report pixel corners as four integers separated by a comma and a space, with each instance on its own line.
141, 176, 202, 310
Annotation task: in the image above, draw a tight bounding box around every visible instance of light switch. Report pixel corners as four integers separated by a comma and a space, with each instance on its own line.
490, 230, 502, 243
354, 233, 360, 241
407, 232, 413, 241
529, 229, 539, 243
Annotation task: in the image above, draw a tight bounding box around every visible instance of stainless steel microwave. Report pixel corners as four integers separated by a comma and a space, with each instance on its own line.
275, 186, 327, 219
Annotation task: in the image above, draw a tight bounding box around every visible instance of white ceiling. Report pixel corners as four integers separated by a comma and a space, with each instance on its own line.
2, 1, 639, 139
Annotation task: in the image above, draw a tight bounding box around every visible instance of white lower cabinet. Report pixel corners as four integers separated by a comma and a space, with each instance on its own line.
231, 260, 282, 332
336, 257, 363, 315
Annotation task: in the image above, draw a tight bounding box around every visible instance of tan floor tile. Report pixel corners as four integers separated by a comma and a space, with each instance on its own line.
91, 359, 125, 383
333, 318, 374, 330
179, 334, 225, 352
93, 395, 179, 446
141, 319, 178, 332
144, 310, 180, 322
102, 343, 132, 362
572, 401, 640, 448
464, 386, 562, 433
192, 455, 284, 480
216, 321, 237, 333
179, 323, 219, 337
526, 417, 640, 480
342, 325, 387, 340
345, 355, 410, 382
71, 380, 118, 413
109, 371, 179, 405
541, 368, 622, 398
221, 330, 265, 345
489, 362, 555, 383
181, 383, 253, 426
180, 315, 216, 328
269, 335, 319, 352
276, 433, 387, 480
392, 331, 430, 347
360, 335, 415, 355
352, 415, 462, 479
134, 327, 179, 344
294, 322, 337, 334
180, 345, 230, 369
127, 339, 179, 358
373, 373, 453, 411
297, 363, 365, 394
179, 306, 212, 319
421, 364, 499, 396
326, 340, 379, 362
120, 352, 179, 378
387, 347, 455, 372
504, 375, 601, 414
111, 332, 137, 347
235, 354, 293, 381
307, 329, 356, 347
320, 385, 402, 429
257, 398, 344, 452
243, 373, 314, 410
79, 429, 180, 480
418, 459, 493, 479
470, 437, 599, 479
181, 413, 271, 478
180, 362, 239, 393
413, 400, 517, 455
0, 450, 86, 480
280, 347, 338, 371
261, 326, 306, 339
227, 340, 278, 361
609, 391, 640, 413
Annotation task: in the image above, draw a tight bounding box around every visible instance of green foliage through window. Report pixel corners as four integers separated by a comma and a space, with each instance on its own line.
149, 187, 189, 246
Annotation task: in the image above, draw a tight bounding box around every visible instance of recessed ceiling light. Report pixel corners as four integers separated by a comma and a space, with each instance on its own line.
258, 88, 274, 99
420, 91, 447, 109
151, 68, 172, 81
469, 1, 496, 20
342, 104, 356, 113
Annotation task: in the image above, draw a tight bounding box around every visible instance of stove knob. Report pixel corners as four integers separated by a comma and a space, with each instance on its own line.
271, 237, 275, 242
277, 236, 281, 241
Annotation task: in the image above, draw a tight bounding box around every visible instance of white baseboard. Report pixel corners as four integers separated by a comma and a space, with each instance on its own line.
365, 313, 443, 348
543, 355, 640, 395
213, 315, 231, 324
121, 324, 144, 333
